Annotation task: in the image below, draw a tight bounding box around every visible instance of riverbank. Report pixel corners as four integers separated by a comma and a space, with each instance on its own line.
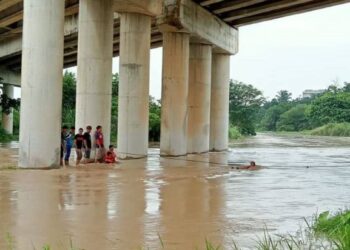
308, 123, 350, 137
255, 123, 350, 138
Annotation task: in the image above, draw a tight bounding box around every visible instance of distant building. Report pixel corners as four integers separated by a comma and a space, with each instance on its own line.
302, 89, 325, 98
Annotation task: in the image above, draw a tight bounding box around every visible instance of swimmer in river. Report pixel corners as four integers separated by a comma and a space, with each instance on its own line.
232, 161, 261, 170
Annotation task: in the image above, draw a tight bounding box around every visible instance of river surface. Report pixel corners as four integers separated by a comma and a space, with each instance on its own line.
0, 133, 349, 249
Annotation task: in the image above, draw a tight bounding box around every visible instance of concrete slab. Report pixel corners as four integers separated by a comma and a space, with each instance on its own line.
158, 0, 239, 54
114, 0, 163, 16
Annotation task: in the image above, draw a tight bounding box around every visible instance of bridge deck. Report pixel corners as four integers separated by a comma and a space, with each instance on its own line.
0, 0, 349, 71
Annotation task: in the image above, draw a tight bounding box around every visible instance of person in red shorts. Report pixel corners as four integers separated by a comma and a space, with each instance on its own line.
104, 145, 118, 164
94, 125, 105, 163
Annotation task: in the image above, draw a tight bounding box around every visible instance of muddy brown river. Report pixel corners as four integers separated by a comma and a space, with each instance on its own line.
0, 133, 349, 249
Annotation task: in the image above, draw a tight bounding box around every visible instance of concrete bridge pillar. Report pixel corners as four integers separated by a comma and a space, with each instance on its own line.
187, 44, 212, 154
2, 84, 14, 134
76, 0, 114, 147
19, 0, 65, 168
160, 32, 190, 156
117, 13, 151, 159
210, 54, 230, 151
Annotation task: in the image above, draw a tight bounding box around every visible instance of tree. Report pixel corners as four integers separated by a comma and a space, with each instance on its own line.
342, 82, 350, 93
277, 104, 310, 131
308, 92, 350, 126
111, 73, 119, 141
149, 97, 161, 141
260, 104, 290, 131
229, 80, 265, 135
0, 77, 21, 115
276, 90, 292, 103
62, 71, 76, 126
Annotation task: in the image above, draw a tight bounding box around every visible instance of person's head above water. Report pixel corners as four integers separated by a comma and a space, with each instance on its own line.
250, 161, 256, 166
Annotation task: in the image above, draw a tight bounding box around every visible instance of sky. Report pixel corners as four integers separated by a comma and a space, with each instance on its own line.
65, 2, 350, 100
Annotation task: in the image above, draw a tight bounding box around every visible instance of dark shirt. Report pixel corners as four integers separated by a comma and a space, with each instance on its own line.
83, 132, 91, 149
95, 131, 104, 148
75, 134, 84, 149
61, 132, 65, 146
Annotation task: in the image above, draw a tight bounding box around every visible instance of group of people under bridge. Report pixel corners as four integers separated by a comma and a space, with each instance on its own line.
60, 125, 118, 166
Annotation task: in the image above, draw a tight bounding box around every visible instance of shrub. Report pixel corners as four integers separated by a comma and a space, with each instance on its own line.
0, 126, 13, 142
310, 123, 350, 136
229, 125, 242, 140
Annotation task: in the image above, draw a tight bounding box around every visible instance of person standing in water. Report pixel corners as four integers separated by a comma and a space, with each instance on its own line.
64, 126, 75, 166
74, 128, 85, 166
83, 125, 92, 159
94, 125, 105, 163
60, 125, 68, 166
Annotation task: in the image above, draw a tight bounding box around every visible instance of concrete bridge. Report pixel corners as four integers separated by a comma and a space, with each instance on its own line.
0, 0, 349, 168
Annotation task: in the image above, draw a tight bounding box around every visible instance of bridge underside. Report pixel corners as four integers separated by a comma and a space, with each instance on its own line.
0, 0, 349, 71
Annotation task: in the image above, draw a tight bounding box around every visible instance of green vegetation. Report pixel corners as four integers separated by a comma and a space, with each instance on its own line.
310, 123, 350, 136
2, 72, 350, 142
228, 125, 242, 140
257, 82, 350, 137
0, 127, 13, 142
61, 71, 76, 128
0, 77, 20, 142
229, 80, 265, 136
313, 210, 350, 250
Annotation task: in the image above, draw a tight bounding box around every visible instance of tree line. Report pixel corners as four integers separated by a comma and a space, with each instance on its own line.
1, 73, 350, 142
229, 79, 350, 137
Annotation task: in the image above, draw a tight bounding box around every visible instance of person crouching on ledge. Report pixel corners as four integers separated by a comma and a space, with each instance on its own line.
105, 145, 118, 164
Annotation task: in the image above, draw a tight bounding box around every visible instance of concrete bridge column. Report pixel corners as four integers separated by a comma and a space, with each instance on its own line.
19, 0, 65, 168
160, 32, 190, 156
76, 0, 114, 146
2, 84, 14, 134
187, 44, 212, 154
118, 13, 151, 159
210, 54, 230, 151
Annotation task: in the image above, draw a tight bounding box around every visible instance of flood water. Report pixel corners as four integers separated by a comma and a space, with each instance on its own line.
0, 133, 349, 249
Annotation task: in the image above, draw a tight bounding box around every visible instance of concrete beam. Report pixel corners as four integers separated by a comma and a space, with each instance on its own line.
0, 66, 20, 86
0, 15, 79, 60
222, 0, 314, 22
157, 0, 238, 54
114, 0, 162, 16
0, 37, 21, 59
0, 10, 23, 28
208, 0, 267, 14
230, 0, 350, 26
0, 0, 21, 12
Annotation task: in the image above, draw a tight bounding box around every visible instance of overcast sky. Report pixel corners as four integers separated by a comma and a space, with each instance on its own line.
66, 2, 350, 100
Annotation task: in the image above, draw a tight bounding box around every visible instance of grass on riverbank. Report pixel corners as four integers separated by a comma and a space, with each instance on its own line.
0, 125, 19, 143
312, 210, 350, 250
0, 127, 15, 142
309, 123, 350, 137
229, 126, 243, 140
4, 210, 349, 250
